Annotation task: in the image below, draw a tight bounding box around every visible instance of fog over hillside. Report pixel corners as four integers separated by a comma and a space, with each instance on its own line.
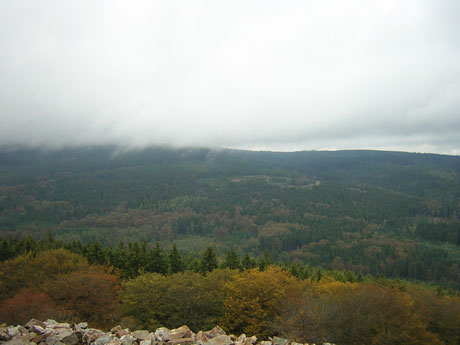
1, 0, 460, 154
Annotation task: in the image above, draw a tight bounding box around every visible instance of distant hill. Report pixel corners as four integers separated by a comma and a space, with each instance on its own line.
1, 146, 460, 288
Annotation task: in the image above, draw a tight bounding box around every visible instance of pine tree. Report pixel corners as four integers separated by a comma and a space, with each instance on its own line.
223, 249, 240, 270
200, 247, 218, 274
169, 244, 185, 274
242, 253, 256, 270
147, 242, 168, 275
258, 249, 274, 271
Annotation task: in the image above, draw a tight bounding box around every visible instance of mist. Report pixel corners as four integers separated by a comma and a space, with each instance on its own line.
1, 0, 459, 154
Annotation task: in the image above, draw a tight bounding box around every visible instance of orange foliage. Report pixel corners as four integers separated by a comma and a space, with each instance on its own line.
43, 267, 121, 329
0, 288, 68, 325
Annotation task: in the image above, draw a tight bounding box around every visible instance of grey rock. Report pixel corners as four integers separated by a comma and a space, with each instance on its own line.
155, 326, 191, 342
259, 342, 271, 345
105, 341, 122, 345
115, 329, 130, 338
60, 332, 80, 345
25, 320, 46, 330
168, 338, 194, 345
246, 336, 257, 345
205, 327, 226, 339
110, 326, 122, 334
169, 326, 192, 341
139, 339, 152, 345
82, 329, 105, 345
132, 330, 150, 340
45, 335, 64, 345
94, 334, 117, 345
31, 331, 52, 344
2, 335, 30, 345
43, 321, 69, 330
155, 328, 169, 342
31, 326, 46, 335
204, 335, 232, 345
0, 330, 12, 342
234, 334, 246, 345
77, 323, 88, 330
193, 331, 207, 343
7, 326, 23, 337
119, 335, 136, 345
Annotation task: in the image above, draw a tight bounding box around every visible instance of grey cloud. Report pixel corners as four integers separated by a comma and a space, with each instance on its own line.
0, 0, 459, 155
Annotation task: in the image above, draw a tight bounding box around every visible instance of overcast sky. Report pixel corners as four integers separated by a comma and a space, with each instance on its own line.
0, 0, 459, 154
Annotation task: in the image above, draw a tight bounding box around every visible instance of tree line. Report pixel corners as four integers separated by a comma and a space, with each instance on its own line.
1, 246, 460, 345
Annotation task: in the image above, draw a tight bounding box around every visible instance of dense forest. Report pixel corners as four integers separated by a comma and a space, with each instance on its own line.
1, 242, 460, 345
1, 146, 460, 290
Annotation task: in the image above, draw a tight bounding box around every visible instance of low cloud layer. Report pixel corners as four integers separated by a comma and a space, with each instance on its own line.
1, 0, 459, 154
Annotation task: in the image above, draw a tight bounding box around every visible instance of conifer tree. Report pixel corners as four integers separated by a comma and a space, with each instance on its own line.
258, 249, 274, 271
146, 242, 168, 274
223, 249, 240, 270
168, 244, 185, 274
200, 246, 218, 274
242, 253, 256, 270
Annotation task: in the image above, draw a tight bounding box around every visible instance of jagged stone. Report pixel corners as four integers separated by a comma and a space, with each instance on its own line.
31, 325, 46, 334
77, 323, 88, 330
204, 335, 232, 345
60, 332, 80, 345
94, 334, 118, 345
25, 320, 46, 330
154, 326, 192, 342
106, 341, 122, 345
139, 339, 152, 345
154, 328, 169, 342
246, 336, 257, 345
169, 337, 194, 345
132, 330, 150, 340
0, 329, 12, 342
272, 337, 288, 345
111, 326, 122, 334
119, 335, 136, 345
45, 335, 65, 345
115, 329, 130, 338
82, 329, 105, 345
31, 330, 52, 343
0, 319, 335, 345
205, 327, 226, 339
234, 334, 246, 345
44, 321, 69, 330
193, 331, 207, 343
2, 335, 30, 345
7, 326, 24, 337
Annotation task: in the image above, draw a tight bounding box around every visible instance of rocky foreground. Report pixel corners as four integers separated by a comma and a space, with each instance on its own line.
0, 320, 333, 345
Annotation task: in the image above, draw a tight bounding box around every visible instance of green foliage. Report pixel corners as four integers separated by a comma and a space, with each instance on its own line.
1, 146, 460, 288
168, 244, 185, 274
200, 247, 218, 274
120, 270, 231, 331
222, 249, 241, 270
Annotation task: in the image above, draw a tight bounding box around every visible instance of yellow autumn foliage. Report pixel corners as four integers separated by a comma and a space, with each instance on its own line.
221, 266, 305, 338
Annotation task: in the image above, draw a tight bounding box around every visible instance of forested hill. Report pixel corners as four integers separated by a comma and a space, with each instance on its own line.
1, 146, 460, 288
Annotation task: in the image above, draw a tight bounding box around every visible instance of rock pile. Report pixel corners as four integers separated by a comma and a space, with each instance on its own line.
0, 320, 332, 345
